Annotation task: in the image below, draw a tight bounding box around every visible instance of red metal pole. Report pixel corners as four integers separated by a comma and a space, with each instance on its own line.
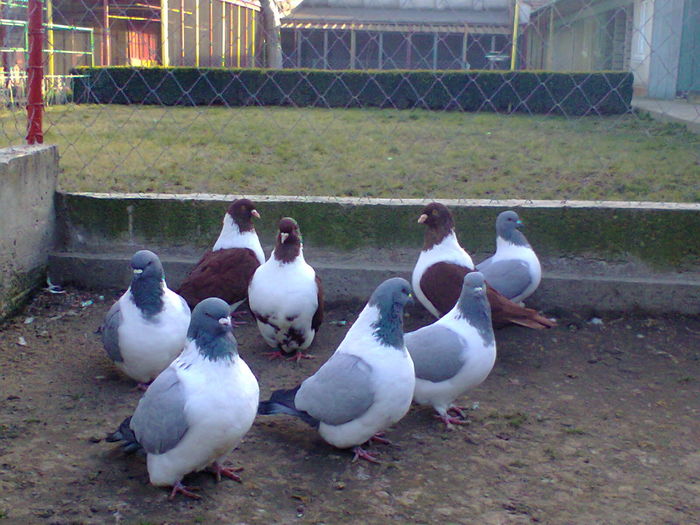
26, 0, 44, 144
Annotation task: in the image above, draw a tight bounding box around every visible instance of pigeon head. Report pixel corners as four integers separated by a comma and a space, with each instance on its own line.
456, 272, 494, 345
417, 202, 455, 250
274, 217, 302, 263
129, 250, 165, 316
495, 210, 529, 247
368, 277, 413, 349
227, 198, 260, 232
130, 249, 164, 281
187, 297, 238, 361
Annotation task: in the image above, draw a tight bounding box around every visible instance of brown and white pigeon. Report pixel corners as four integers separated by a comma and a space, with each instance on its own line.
248, 217, 324, 361
177, 198, 265, 311
412, 202, 555, 329
476, 210, 542, 304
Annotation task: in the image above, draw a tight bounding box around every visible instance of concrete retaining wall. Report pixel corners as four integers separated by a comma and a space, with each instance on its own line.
0, 145, 59, 321
50, 193, 700, 316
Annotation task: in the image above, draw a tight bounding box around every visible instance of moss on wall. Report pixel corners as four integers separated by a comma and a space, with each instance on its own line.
55, 193, 700, 270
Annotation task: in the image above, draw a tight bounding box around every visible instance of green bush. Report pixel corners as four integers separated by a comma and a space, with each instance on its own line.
72, 67, 633, 116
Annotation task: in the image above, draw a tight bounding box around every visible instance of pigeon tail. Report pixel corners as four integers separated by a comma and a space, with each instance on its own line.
105, 416, 143, 454
258, 386, 319, 428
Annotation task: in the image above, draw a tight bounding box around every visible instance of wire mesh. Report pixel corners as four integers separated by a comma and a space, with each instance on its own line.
0, 0, 697, 202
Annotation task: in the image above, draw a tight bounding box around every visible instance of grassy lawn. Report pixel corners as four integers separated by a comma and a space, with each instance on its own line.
3, 104, 699, 201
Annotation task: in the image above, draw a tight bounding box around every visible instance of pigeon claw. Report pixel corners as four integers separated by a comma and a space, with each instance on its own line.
168, 481, 201, 500
264, 350, 314, 362
210, 462, 243, 483
352, 446, 380, 464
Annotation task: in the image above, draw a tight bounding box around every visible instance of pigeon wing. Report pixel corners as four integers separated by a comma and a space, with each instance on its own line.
420, 261, 469, 316
405, 325, 467, 383
177, 248, 260, 308
130, 366, 189, 455
477, 259, 531, 300
101, 301, 123, 363
295, 353, 375, 426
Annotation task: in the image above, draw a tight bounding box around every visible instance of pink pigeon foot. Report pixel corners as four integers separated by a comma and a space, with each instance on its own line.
265, 349, 314, 362
168, 481, 201, 500
447, 405, 468, 419
209, 462, 243, 483
370, 432, 392, 446
230, 309, 248, 327
435, 413, 468, 428
352, 446, 380, 464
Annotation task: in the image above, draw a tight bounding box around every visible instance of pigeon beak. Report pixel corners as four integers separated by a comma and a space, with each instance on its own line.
280, 232, 289, 244
132, 268, 143, 275
219, 316, 232, 327
516, 220, 524, 227
417, 214, 428, 224
474, 286, 484, 294
252, 210, 261, 219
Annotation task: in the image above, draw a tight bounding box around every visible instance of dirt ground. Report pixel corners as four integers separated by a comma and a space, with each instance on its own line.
1, 287, 699, 525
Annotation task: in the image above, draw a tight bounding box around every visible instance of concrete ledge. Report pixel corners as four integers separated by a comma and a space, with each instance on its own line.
50, 192, 700, 316
49, 251, 700, 316
0, 145, 59, 321
56, 192, 700, 270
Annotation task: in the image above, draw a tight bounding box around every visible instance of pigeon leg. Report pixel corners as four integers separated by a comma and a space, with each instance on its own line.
168, 481, 201, 500
370, 432, 392, 446
264, 349, 314, 362
352, 446, 380, 464
209, 462, 243, 483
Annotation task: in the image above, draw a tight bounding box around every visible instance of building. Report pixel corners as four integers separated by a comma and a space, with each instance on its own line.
0, 0, 263, 80
279, 0, 534, 71
525, 0, 699, 99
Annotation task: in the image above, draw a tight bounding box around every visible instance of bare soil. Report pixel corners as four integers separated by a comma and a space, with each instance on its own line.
1, 288, 699, 524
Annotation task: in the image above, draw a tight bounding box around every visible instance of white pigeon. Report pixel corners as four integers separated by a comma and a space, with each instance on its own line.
258, 277, 415, 463
107, 297, 260, 500
248, 217, 324, 361
405, 272, 496, 428
476, 210, 542, 304
101, 250, 191, 387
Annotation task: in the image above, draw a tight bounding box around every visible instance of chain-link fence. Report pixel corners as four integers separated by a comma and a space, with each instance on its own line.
0, 0, 698, 201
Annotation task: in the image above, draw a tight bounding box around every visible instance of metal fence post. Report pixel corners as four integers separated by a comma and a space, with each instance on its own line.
26, 0, 44, 145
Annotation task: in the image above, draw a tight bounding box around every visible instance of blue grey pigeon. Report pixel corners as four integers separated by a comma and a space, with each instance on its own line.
101, 250, 191, 387
248, 217, 324, 362
477, 210, 542, 303
107, 297, 260, 500
406, 272, 496, 428
258, 278, 414, 463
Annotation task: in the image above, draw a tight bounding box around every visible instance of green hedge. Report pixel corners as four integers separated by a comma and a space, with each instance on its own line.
72, 67, 633, 116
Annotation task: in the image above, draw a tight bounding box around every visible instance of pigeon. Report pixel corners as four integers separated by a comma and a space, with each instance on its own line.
258, 278, 415, 463
101, 250, 191, 387
405, 272, 496, 428
248, 217, 324, 361
106, 297, 260, 500
177, 198, 265, 310
412, 202, 555, 329
476, 210, 542, 304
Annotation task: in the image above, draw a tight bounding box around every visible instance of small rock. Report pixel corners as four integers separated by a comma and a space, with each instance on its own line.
333, 481, 345, 490
588, 317, 603, 325
24, 317, 35, 324
17, 336, 27, 346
